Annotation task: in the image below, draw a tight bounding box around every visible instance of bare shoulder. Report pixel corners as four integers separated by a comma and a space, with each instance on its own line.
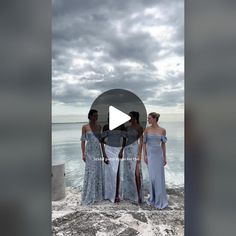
159, 126, 166, 135
82, 123, 89, 132
137, 125, 144, 135
97, 124, 102, 131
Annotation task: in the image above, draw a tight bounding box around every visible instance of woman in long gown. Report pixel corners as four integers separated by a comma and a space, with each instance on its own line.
122, 111, 144, 204
80, 109, 104, 205
101, 121, 126, 203
143, 112, 168, 209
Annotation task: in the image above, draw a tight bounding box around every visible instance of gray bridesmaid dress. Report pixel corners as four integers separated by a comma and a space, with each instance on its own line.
122, 127, 144, 203
144, 133, 168, 209
80, 131, 103, 205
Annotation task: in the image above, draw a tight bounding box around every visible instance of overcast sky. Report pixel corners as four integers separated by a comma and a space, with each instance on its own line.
52, 0, 184, 122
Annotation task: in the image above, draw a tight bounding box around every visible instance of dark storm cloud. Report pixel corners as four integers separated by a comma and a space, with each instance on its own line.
52, 80, 97, 105
53, 0, 160, 16
52, 0, 184, 109
107, 32, 161, 64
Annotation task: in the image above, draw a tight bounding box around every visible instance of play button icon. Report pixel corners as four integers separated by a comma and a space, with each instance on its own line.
109, 106, 131, 130
89, 89, 147, 147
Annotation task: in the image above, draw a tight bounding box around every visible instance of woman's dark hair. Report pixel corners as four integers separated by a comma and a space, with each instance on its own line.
88, 109, 98, 120
129, 111, 140, 124
149, 112, 160, 122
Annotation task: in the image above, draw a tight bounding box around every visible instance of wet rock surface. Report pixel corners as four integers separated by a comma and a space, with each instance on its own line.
52, 187, 184, 236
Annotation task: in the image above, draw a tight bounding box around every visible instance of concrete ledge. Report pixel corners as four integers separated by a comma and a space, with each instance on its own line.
52, 162, 66, 201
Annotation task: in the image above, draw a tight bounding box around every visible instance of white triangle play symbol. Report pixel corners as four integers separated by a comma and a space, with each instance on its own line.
109, 106, 130, 130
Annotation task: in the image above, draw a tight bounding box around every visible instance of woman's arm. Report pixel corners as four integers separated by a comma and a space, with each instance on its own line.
137, 126, 143, 162
143, 130, 148, 164
100, 141, 106, 157
118, 126, 126, 159
101, 142, 109, 164
101, 126, 109, 164
118, 141, 125, 159
161, 129, 167, 166
81, 125, 86, 162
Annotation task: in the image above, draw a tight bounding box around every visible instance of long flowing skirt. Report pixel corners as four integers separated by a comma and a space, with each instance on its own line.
147, 145, 168, 209
122, 142, 144, 203
81, 140, 103, 205
103, 145, 120, 202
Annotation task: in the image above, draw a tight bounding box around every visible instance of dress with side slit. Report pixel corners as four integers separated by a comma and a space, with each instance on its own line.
122, 127, 144, 203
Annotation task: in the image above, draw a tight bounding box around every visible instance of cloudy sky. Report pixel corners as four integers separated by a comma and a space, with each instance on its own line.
52, 0, 184, 123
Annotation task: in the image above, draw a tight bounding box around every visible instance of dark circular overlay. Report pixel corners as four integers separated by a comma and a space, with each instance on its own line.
90, 89, 147, 147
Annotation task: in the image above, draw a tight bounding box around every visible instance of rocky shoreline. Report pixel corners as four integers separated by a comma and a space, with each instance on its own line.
52, 187, 184, 236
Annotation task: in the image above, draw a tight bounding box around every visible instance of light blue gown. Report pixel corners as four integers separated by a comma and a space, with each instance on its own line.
122, 127, 144, 203
102, 130, 124, 202
80, 131, 103, 205
144, 133, 168, 209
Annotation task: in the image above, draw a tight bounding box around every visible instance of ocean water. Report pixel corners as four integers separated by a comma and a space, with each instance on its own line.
52, 122, 184, 190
